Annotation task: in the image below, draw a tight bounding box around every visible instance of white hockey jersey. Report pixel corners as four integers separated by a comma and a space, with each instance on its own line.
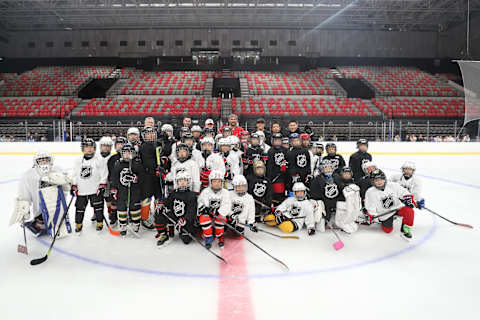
168, 158, 201, 193
222, 152, 241, 190
335, 183, 363, 233
198, 187, 232, 217
205, 152, 226, 175
390, 174, 423, 202
277, 197, 316, 230
229, 191, 256, 225
364, 181, 411, 221
71, 156, 108, 196
17, 166, 69, 219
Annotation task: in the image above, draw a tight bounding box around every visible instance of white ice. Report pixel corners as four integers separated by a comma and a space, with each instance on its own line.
1, 151, 479, 320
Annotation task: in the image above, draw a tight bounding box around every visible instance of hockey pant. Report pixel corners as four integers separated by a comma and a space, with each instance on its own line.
380, 206, 414, 233
105, 193, 117, 223
75, 194, 104, 225
199, 212, 225, 239
116, 188, 142, 226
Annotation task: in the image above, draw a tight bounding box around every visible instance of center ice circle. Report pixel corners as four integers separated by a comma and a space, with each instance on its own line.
36, 213, 437, 279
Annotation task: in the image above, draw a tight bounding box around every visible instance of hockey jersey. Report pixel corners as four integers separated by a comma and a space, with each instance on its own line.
276, 197, 315, 230
71, 155, 108, 196
364, 181, 411, 221
198, 187, 232, 218
390, 174, 423, 202
229, 191, 256, 225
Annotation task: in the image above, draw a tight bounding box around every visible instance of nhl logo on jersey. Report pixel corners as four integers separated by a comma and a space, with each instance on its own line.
274, 152, 285, 166
381, 195, 395, 209
290, 205, 301, 217
253, 182, 266, 197
119, 168, 136, 187
330, 158, 340, 170
209, 199, 221, 210
325, 183, 339, 199
80, 166, 92, 179
296, 154, 307, 168
231, 201, 244, 219
173, 199, 185, 217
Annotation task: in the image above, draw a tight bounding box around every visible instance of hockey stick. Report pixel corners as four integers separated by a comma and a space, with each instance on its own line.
331, 229, 344, 251
254, 199, 273, 210
221, 218, 289, 271
262, 216, 306, 224
30, 196, 75, 266
17, 217, 28, 255
237, 222, 299, 239
159, 209, 227, 264
424, 207, 473, 229
103, 216, 120, 236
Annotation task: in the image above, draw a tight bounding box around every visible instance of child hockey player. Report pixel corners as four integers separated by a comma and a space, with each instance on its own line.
364, 169, 418, 240
92, 136, 113, 223
263, 182, 315, 235
247, 160, 272, 220
155, 171, 199, 247
218, 137, 241, 190
168, 143, 201, 193
323, 143, 346, 174
199, 137, 225, 189
106, 137, 127, 225
111, 143, 146, 236
335, 167, 363, 233
71, 138, 108, 233
10, 151, 72, 237
228, 175, 257, 235
390, 161, 425, 210
197, 170, 232, 248
242, 133, 267, 177
266, 133, 289, 206
286, 133, 311, 189
348, 139, 372, 182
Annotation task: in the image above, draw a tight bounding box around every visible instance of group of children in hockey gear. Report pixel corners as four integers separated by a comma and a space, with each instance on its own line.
12, 119, 427, 253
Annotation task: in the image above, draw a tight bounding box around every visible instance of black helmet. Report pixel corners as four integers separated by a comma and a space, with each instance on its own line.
176, 143, 191, 163
340, 166, 352, 175
272, 133, 282, 140
357, 138, 368, 148
370, 169, 386, 189
115, 136, 128, 145
81, 138, 96, 159
120, 142, 136, 160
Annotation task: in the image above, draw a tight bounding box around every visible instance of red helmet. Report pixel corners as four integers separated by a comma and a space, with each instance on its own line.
300, 133, 310, 140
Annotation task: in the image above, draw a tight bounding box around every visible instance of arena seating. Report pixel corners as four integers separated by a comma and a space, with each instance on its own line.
372, 97, 464, 118
0, 97, 79, 117
232, 97, 381, 117
0, 66, 114, 97
72, 96, 221, 116
236, 71, 345, 96
110, 69, 219, 95
337, 66, 460, 97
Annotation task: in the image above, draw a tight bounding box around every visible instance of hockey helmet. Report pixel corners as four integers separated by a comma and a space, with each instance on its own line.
33, 151, 53, 174
176, 143, 191, 163
175, 171, 192, 191
292, 182, 307, 201
232, 174, 248, 196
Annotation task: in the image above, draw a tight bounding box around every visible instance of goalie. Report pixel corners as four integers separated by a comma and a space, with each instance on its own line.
10, 151, 72, 238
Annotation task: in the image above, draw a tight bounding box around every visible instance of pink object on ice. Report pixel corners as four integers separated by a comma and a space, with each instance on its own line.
333, 241, 344, 250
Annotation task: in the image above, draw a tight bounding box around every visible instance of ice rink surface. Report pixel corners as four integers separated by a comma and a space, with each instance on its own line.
2, 149, 479, 320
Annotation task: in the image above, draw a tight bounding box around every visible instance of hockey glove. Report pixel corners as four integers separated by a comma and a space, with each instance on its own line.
274, 210, 287, 225
175, 217, 187, 232
307, 228, 316, 236
70, 185, 78, 197
96, 184, 107, 196
280, 160, 287, 173
401, 194, 416, 209
248, 224, 258, 233
110, 188, 118, 200
416, 199, 425, 210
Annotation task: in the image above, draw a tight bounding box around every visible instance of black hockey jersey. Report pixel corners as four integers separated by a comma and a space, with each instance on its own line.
348, 151, 372, 182
323, 154, 346, 174
310, 173, 345, 220
266, 146, 289, 183
247, 174, 272, 207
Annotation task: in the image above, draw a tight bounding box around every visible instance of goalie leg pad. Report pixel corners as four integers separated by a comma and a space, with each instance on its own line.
278, 220, 298, 233
264, 214, 277, 226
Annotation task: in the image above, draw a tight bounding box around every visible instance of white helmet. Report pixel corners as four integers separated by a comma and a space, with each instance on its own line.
255, 131, 266, 144
229, 135, 240, 146
191, 125, 202, 133
218, 138, 231, 147
401, 161, 416, 171
99, 136, 113, 146
209, 170, 224, 182
215, 134, 223, 143
175, 171, 192, 190
362, 161, 377, 174
232, 174, 247, 187
127, 127, 140, 136
292, 182, 307, 201
232, 174, 248, 196
200, 136, 215, 146
161, 124, 173, 132
33, 151, 53, 175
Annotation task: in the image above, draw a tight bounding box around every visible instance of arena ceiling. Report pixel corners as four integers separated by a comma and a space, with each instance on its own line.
0, 0, 479, 33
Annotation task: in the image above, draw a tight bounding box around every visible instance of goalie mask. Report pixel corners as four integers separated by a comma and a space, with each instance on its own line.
176, 171, 192, 192
320, 159, 334, 179
33, 151, 53, 175
292, 182, 307, 201
99, 136, 113, 158
81, 138, 96, 160
362, 161, 377, 175
142, 126, 157, 142
232, 174, 248, 196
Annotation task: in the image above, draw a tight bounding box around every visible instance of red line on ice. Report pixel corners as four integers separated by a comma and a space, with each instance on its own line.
217, 239, 255, 320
